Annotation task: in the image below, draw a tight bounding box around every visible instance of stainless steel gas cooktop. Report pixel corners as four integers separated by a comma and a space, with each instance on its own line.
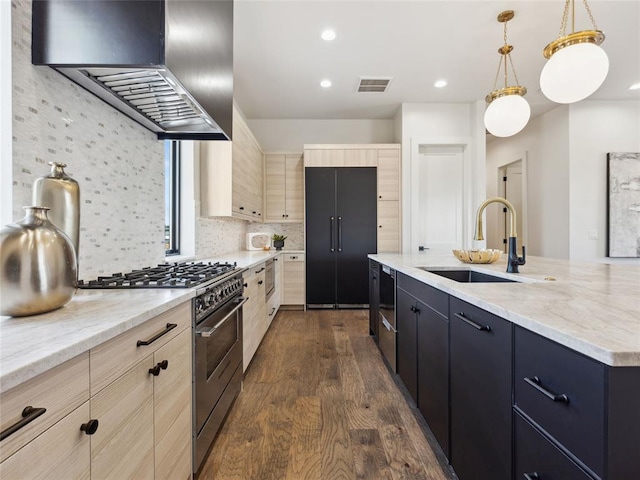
77, 261, 238, 289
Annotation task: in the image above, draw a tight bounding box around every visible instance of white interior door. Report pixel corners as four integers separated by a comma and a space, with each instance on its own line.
411, 146, 464, 252
503, 163, 523, 254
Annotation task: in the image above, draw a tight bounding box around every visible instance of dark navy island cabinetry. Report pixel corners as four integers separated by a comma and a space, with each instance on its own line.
396, 273, 450, 458
514, 326, 640, 480
368, 260, 380, 340
450, 297, 512, 480
379, 267, 640, 480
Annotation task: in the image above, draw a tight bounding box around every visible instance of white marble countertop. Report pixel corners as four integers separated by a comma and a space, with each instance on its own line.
370, 252, 640, 367
0, 249, 302, 393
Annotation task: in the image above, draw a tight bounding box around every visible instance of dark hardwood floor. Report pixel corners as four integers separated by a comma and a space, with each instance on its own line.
198, 309, 455, 480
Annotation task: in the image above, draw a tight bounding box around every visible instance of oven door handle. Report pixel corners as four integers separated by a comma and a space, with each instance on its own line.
196, 297, 248, 338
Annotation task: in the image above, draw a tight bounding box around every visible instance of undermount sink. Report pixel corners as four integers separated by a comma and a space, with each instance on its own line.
419, 268, 520, 283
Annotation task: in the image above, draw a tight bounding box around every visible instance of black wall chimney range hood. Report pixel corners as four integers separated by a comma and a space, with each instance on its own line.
32, 0, 233, 141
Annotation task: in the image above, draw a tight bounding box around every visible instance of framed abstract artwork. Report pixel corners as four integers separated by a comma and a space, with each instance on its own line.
607, 152, 640, 257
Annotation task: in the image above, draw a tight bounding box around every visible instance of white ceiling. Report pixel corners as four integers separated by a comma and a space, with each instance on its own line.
233, 0, 640, 120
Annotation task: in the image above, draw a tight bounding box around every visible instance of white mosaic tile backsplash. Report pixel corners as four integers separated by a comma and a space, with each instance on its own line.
196, 216, 247, 259
11, 0, 202, 279
247, 222, 304, 250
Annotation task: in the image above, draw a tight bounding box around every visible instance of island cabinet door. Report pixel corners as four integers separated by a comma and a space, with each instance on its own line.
416, 298, 449, 459
396, 287, 418, 403
368, 261, 380, 339
515, 411, 593, 480
449, 297, 513, 480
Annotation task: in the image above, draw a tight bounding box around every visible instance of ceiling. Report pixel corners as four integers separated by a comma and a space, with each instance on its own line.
233, 0, 640, 121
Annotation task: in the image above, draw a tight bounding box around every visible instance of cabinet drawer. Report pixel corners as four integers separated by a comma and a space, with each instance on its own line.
515, 412, 594, 480
398, 272, 448, 317
283, 253, 304, 262
0, 352, 89, 462
449, 296, 512, 480
514, 326, 605, 477
1, 401, 91, 479
90, 302, 190, 395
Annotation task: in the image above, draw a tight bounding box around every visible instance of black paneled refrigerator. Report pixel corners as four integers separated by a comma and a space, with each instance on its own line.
305, 167, 377, 308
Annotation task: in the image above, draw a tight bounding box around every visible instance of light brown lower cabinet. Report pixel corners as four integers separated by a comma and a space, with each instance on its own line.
283, 253, 305, 305
90, 357, 155, 480
153, 328, 192, 480
243, 263, 267, 371
0, 303, 193, 480
91, 324, 192, 480
0, 402, 91, 480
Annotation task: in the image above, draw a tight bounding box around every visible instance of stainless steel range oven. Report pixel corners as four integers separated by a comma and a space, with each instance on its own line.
193, 271, 246, 473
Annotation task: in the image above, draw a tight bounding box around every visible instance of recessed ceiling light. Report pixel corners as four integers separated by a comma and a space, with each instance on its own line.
629, 82, 640, 90
434, 79, 447, 88
321, 29, 336, 41
320, 79, 332, 88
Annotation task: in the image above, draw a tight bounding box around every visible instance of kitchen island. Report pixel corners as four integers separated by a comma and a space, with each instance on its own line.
370, 252, 640, 366
370, 251, 640, 480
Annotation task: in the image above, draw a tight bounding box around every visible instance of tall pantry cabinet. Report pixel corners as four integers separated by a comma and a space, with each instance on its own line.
303, 144, 402, 308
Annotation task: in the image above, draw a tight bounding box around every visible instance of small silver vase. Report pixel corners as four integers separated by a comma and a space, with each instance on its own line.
0, 206, 78, 317
32, 162, 80, 263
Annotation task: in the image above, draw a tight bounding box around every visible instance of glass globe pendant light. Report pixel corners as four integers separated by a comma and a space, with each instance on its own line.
484, 10, 531, 138
540, 0, 608, 104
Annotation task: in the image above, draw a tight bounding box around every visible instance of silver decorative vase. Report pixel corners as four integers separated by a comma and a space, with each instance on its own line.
0, 207, 78, 317
32, 162, 80, 262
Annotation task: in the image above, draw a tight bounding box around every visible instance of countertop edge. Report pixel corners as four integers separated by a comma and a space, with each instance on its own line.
370, 253, 640, 367
0, 291, 194, 393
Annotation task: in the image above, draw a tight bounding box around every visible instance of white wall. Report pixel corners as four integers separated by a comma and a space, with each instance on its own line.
246, 118, 394, 152
568, 100, 640, 263
487, 100, 640, 264
399, 102, 486, 253
487, 106, 571, 259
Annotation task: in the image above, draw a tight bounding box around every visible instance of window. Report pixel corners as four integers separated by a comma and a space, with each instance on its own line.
165, 141, 180, 255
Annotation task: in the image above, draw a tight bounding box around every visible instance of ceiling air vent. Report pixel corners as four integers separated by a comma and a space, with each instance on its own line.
357, 77, 393, 93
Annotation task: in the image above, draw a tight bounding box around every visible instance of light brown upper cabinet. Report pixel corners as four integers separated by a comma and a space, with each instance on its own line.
264, 153, 303, 223
201, 104, 264, 221
377, 148, 401, 252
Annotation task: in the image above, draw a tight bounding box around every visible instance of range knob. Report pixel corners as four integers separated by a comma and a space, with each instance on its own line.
195, 297, 204, 313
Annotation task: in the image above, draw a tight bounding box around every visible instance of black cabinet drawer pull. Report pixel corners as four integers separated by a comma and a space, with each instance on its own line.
258, 280, 263, 285
0, 406, 47, 441
137, 323, 177, 347
255, 267, 265, 273
524, 376, 569, 403
454, 312, 491, 332
158, 360, 169, 370
149, 364, 162, 376
80, 419, 99, 435
524, 473, 540, 480
269, 307, 276, 317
